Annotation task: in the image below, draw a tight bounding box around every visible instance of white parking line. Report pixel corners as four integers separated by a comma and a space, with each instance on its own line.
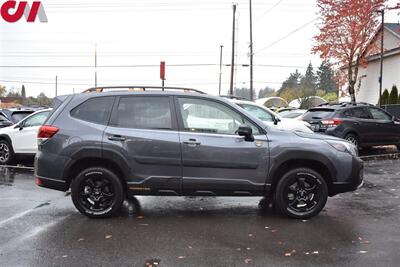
0, 208, 34, 228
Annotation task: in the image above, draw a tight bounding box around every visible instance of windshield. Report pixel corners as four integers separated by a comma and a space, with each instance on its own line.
239, 104, 275, 122
302, 109, 334, 120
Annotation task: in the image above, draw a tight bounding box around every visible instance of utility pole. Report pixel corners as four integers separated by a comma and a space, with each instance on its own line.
379, 9, 384, 107
55, 75, 58, 97
249, 0, 254, 101
229, 4, 237, 95
93, 44, 98, 89
218, 45, 223, 96
377, 4, 400, 107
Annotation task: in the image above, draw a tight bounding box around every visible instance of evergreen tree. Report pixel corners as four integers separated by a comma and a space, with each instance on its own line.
389, 85, 398, 104
258, 86, 275, 99
300, 62, 317, 94
21, 85, 26, 98
0, 85, 6, 97
278, 69, 302, 96
316, 60, 337, 93
381, 89, 389, 106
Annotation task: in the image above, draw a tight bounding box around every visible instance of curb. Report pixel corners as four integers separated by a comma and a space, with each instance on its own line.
360, 153, 400, 161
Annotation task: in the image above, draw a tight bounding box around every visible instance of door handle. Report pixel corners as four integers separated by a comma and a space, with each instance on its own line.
183, 139, 201, 147
108, 135, 126, 142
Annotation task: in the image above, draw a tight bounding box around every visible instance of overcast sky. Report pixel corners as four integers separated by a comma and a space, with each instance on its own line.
0, 0, 399, 97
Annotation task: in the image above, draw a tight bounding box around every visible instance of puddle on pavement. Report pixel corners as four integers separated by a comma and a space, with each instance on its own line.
0, 167, 17, 186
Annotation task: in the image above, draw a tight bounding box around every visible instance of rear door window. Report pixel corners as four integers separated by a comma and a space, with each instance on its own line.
71, 97, 114, 125
113, 96, 172, 130
302, 109, 334, 120
351, 108, 372, 119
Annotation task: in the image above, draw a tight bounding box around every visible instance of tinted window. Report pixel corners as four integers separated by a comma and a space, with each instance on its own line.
369, 108, 392, 121
302, 109, 334, 120
351, 108, 371, 119
341, 109, 352, 118
71, 97, 114, 124
178, 98, 260, 135
114, 97, 172, 129
239, 104, 274, 122
23, 111, 50, 127
11, 112, 33, 123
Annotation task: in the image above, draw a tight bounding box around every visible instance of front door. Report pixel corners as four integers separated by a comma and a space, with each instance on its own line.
369, 107, 400, 144
175, 97, 269, 196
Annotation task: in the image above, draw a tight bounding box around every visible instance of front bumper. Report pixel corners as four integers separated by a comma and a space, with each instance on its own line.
330, 156, 364, 196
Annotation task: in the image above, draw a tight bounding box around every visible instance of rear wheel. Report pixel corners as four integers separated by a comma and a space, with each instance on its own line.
71, 167, 124, 218
344, 133, 359, 148
0, 140, 14, 165
274, 168, 328, 219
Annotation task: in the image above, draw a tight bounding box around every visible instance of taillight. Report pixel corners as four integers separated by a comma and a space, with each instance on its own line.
38, 125, 59, 140
321, 118, 343, 127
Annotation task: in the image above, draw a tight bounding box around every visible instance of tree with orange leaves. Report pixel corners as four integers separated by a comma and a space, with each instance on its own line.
313, 0, 385, 103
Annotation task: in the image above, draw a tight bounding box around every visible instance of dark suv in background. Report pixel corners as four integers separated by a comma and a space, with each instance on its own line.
35, 87, 363, 219
301, 103, 400, 150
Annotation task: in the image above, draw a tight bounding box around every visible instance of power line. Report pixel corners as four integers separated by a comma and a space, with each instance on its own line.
255, 0, 284, 22
255, 18, 317, 54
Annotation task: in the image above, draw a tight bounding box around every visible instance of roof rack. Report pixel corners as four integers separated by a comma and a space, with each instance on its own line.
82, 86, 206, 94
318, 102, 375, 107
219, 95, 250, 101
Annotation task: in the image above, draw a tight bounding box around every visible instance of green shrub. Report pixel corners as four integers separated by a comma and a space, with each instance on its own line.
381, 89, 389, 105
389, 85, 398, 104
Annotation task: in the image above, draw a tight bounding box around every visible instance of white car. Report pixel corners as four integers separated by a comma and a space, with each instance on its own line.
229, 99, 313, 133
0, 109, 51, 164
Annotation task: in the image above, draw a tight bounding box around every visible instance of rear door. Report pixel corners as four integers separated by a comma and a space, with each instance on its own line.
175, 97, 269, 196
104, 95, 182, 195
349, 107, 375, 144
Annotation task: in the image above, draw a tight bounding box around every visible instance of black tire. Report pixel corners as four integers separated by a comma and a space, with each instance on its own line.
274, 168, 328, 219
344, 133, 359, 148
71, 167, 124, 218
0, 140, 14, 165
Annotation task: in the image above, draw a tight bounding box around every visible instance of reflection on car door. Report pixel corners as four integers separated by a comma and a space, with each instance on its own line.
350, 107, 375, 145
176, 97, 269, 196
104, 96, 182, 195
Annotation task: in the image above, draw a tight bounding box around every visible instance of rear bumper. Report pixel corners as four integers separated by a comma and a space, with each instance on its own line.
330, 157, 364, 196
34, 175, 69, 192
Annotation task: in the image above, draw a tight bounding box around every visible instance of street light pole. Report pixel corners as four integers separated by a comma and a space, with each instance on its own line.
218, 45, 223, 96
229, 4, 237, 96
249, 0, 254, 101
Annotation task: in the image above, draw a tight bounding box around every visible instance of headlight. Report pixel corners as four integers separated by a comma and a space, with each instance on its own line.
326, 140, 358, 156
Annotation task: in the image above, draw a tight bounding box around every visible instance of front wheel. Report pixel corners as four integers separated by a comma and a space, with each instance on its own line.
274, 168, 328, 219
71, 167, 124, 218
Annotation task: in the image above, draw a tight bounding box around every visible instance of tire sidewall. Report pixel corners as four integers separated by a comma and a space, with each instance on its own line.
274, 168, 328, 219
0, 140, 14, 165
71, 167, 124, 218
344, 133, 359, 148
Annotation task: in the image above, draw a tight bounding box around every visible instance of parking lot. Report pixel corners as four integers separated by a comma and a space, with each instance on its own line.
0, 158, 399, 267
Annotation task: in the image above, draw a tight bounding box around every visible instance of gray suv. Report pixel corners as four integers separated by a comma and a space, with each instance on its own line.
35, 87, 363, 219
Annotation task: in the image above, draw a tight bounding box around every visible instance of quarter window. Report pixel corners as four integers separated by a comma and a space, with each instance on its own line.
351, 108, 371, 119
71, 97, 114, 125
114, 97, 172, 130
177, 98, 260, 135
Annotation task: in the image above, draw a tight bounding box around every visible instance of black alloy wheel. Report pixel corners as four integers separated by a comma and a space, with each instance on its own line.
274, 168, 328, 219
71, 167, 124, 218
0, 140, 14, 165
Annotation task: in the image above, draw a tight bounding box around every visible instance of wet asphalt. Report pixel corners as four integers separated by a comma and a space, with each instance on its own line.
0, 159, 400, 267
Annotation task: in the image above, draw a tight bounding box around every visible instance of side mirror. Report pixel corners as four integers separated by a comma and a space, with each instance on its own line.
14, 123, 23, 130
238, 124, 254, 142
273, 117, 279, 125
